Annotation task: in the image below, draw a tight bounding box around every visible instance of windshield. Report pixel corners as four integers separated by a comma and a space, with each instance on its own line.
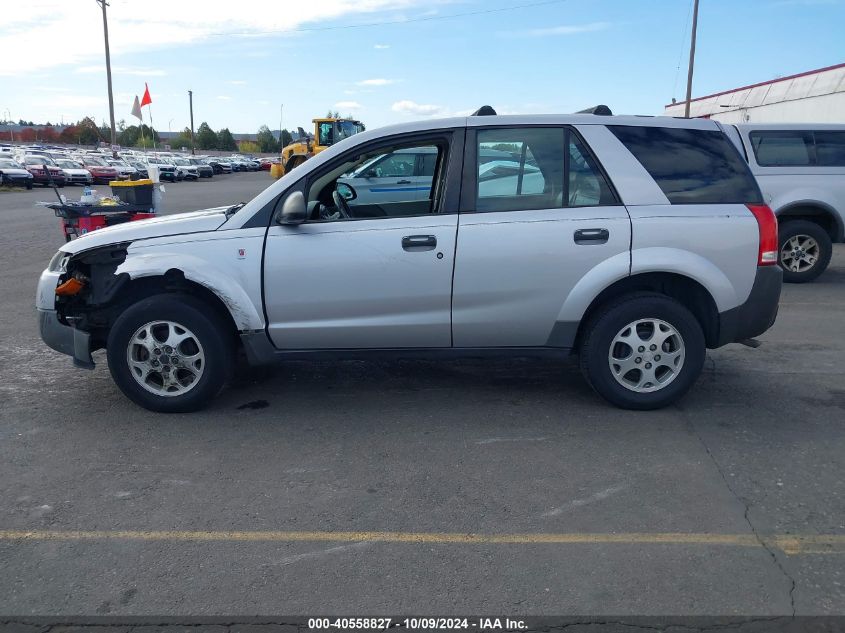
25, 155, 57, 166
173, 158, 189, 166
85, 157, 109, 166
56, 160, 81, 168
0, 160, 21, 169
337, 120, 365, 141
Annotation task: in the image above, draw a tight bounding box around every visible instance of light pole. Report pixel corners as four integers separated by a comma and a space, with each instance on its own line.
683, 0, 700, 118
2, 109, 12, 142
95, 0, 117, 154
188, 90, 195, 155
279, 103, 284, 158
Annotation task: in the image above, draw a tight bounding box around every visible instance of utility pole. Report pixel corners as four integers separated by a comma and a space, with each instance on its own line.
683, 0, 700, 118
188, 90, 195, 155
96, 0, 117, 155
279, 103, 284, 158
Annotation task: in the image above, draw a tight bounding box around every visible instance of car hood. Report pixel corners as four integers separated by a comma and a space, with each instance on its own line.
60, 207, 231, 255
1, 168, 31, 176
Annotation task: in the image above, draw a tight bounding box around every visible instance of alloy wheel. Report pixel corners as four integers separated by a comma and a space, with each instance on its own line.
608, 318, 685, 393
780, 234, 819, 273
126, 320, 205, 397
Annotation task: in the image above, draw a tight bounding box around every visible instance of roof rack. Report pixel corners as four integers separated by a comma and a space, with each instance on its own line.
576, 105, 613, 116
471, 105, 497, 116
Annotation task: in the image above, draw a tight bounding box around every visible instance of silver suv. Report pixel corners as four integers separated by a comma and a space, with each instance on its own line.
37, 113, 782, 413
725, 124, 845, 282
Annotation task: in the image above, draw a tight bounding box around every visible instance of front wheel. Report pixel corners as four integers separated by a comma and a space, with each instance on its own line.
778, 220, 832, 283
579, 294, 706, 410
107, 294, 234, 412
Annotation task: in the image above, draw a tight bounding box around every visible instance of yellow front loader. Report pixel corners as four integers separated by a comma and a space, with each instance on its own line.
277, 117, 365, 177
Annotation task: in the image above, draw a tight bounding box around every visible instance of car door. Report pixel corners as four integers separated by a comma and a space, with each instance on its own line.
452, 125, 631, 348
263, 131, 464, 350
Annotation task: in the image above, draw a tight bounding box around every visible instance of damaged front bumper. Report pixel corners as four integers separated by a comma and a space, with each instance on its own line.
37, 309, 95, 369
36, 267, 95, 370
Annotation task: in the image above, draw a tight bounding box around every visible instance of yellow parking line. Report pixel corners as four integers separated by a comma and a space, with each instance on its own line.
1, 530, 844, 555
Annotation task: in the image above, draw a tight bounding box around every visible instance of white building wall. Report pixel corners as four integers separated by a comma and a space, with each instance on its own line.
664, 65, 845, 123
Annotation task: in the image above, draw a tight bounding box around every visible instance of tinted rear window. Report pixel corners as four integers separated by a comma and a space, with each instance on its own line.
748, 129, 845, 167
815, 131, 845, 166
749, 130, 812, 166
609, 125, 762, 204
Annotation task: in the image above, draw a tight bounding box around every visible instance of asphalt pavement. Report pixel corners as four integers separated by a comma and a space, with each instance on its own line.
0, 172, 844, 616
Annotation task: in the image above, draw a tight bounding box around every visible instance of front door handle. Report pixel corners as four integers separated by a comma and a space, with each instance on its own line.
397, 179, 412, 184
574, 228, 609, 245
402, 235, 437, 251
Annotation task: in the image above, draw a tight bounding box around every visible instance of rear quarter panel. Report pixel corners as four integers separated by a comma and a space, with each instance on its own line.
628, 204, 759, 312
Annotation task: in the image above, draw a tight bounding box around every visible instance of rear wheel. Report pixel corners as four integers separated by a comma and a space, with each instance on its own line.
579, 294, 706, 410
107, 294, 234, 413
778, 220, 832, 283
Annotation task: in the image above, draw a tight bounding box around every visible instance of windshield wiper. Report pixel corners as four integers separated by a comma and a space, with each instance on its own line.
225, 202, 246, 217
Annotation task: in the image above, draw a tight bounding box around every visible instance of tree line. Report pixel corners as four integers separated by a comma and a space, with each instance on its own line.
4, 117, 295, 153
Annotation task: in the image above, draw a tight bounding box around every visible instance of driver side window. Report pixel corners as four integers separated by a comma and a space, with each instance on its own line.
305, 141, 446, 222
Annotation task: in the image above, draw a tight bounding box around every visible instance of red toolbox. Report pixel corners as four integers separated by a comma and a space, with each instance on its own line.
48, 203, 157, 242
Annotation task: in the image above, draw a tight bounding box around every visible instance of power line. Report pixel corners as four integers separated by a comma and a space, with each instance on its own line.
226, 0, 570, 35
672, 0, 695, 100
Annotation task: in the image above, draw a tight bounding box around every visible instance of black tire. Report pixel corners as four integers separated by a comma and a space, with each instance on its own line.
26, 182, 33, 190
778, 220, 832, 283
106, 294, 235, 413
579, 293, 706, 410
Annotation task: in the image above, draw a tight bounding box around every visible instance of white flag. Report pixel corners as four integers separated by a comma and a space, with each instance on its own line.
131, 95, 142, 121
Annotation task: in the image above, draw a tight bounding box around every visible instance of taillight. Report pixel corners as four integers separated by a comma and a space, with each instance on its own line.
746, 204, 778, 266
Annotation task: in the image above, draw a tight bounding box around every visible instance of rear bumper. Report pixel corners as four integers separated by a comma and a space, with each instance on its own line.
37, 308, 95, 369
31, 174, 66, 185
716, 266, 782, 346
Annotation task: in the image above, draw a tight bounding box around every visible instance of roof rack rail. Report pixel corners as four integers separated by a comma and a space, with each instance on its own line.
471, 105, 497, 116
576, 105, 613, 116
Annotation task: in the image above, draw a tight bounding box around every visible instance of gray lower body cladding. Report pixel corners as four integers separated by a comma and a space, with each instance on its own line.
38, 309, 94, 369
715, 265, 782, 346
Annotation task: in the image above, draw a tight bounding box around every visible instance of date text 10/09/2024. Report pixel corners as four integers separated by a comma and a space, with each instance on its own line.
307, 619, 528, 630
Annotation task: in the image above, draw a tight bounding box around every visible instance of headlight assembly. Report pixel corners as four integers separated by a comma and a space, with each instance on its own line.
48, 250, 70, 273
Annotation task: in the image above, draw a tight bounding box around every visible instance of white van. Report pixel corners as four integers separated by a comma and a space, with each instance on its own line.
725, 124, 845, 282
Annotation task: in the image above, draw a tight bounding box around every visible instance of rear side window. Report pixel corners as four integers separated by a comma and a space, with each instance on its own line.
812, 131, 845, 166
748, 129, 845, 167
419, 152, 438, 177
609, 125, 762, 204
475, 127, 617, 212
749, 130, 813, 166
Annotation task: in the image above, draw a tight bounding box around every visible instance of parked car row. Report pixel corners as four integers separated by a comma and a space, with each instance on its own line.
0, 144, 268, 188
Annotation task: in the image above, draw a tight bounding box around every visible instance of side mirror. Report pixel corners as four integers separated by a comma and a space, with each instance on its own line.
278, 190, 307, 225
336, 182, 356, 201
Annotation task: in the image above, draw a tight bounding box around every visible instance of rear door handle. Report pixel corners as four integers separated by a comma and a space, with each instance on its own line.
397, 180, 412, 184
574, 228, 609, 245
402, 235, 437, 251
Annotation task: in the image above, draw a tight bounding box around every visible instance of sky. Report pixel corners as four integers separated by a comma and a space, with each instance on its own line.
1, 0, 843, 135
